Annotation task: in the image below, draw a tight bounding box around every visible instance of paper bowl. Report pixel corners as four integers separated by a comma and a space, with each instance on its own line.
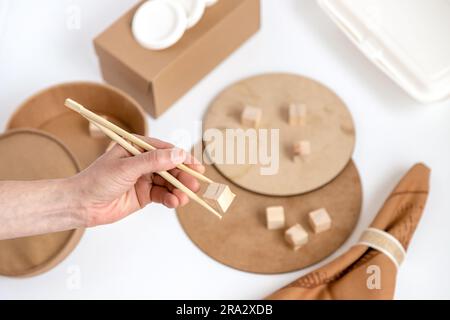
7, 82, 148, 169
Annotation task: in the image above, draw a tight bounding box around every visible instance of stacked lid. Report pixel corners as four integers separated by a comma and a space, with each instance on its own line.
132, 0, 220, 50
176, 73, 363, 274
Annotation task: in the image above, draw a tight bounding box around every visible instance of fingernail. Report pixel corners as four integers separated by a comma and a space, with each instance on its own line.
170, 148, 186, 164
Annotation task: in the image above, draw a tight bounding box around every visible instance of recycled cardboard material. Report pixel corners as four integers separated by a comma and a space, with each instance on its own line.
0, 129, 84, 277
7, 82, 148, 169
94, 0, 261, 117
176, 157, 362, 274
203, 73, 356, 196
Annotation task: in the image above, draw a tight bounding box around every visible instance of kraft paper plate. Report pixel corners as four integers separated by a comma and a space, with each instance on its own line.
0, 129, 84, 277
203, 73, 356, 196
7, 82, 148, 169
176, 158, 362, 274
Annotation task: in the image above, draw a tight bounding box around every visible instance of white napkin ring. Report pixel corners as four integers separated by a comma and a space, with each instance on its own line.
357, 227, 406, 269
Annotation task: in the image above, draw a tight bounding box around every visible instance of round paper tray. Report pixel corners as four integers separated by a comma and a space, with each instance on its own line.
176, 157, 362, 274
203, 73, 356, 196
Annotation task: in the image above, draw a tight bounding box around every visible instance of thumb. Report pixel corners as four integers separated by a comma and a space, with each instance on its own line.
123, 148, 186, 178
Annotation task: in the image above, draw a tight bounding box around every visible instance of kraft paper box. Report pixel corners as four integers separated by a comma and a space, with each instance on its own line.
94, 0, 261, 117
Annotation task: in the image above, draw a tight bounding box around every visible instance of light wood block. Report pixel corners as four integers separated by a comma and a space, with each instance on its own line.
285, 224, 309, 250
266, 206, 285, 230
289, 103, 307, 126
240, 105, 262, 128
308, 208, 332, 233
203, 183, 236, 214
293, 140, 311, 161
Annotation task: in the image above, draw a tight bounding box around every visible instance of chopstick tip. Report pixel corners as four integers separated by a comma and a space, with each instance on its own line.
64, 98, 81, 112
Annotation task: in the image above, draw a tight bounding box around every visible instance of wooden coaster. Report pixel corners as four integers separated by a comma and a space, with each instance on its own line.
7, 82, 148, 169
176, 159, 362, 274
203, 73, 356, 196
0, 129, 84, 277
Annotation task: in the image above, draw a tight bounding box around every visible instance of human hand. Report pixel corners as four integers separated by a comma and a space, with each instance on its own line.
69, 137, 204, 227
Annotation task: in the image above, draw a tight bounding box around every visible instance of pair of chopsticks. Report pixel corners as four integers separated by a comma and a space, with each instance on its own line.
64, 98, 221, 219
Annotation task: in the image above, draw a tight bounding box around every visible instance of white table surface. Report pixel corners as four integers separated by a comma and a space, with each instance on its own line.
0, 0, 449, 300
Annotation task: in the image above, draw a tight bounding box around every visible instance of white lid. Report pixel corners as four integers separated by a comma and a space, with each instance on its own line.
169, 0, 206, 29
132, 0, 187, 50
318, 0, 450, 103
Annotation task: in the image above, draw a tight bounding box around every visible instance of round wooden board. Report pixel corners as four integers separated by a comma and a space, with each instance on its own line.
203, 73, 356, 196
7, 82, 148, 169
0, 129, 84, 277
176, 159, 362, 274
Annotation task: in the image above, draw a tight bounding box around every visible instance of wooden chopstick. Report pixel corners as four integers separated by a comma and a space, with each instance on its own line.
87, 119, 222, 219
65, 98, 213, 184
64, 98, 220, 219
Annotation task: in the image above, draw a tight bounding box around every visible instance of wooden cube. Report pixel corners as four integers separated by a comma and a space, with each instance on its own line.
203, 183, 236, 214
89, 115, 110, 138
293, 140, 311, 161
285, 224, 309, 250
288, 103, 307, 126
266, 206, 285, 230
241, 105, 262, 128
308, 208, 332, 233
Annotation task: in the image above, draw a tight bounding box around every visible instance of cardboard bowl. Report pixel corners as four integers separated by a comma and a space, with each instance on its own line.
7, 82, 148, 169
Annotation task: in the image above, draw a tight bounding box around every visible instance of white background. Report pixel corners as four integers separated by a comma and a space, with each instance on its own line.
0, 0, 449, 299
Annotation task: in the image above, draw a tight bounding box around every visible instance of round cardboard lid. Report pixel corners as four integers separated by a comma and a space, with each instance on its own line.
0, 129, 84, 277
176, 157, 362, 274
132, 0, 188, 50
203, 73, 356, 196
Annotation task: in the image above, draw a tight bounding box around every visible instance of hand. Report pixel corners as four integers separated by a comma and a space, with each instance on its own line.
69, 137, 205, 227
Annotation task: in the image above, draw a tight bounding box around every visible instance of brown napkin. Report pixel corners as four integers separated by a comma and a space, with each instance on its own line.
267, 163, 430, 300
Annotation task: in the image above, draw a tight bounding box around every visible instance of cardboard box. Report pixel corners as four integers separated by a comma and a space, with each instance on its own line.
94, 0, 261, 117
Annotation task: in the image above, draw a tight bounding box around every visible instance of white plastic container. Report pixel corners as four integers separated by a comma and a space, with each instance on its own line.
318, 0, 450, 103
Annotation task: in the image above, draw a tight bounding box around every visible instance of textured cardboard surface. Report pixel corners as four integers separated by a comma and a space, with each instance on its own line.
203, 73, 356, 196
0, 129, 84, 277
94, 0, 261, 117
7, 82, 148, 169
177, 159, 362, 274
